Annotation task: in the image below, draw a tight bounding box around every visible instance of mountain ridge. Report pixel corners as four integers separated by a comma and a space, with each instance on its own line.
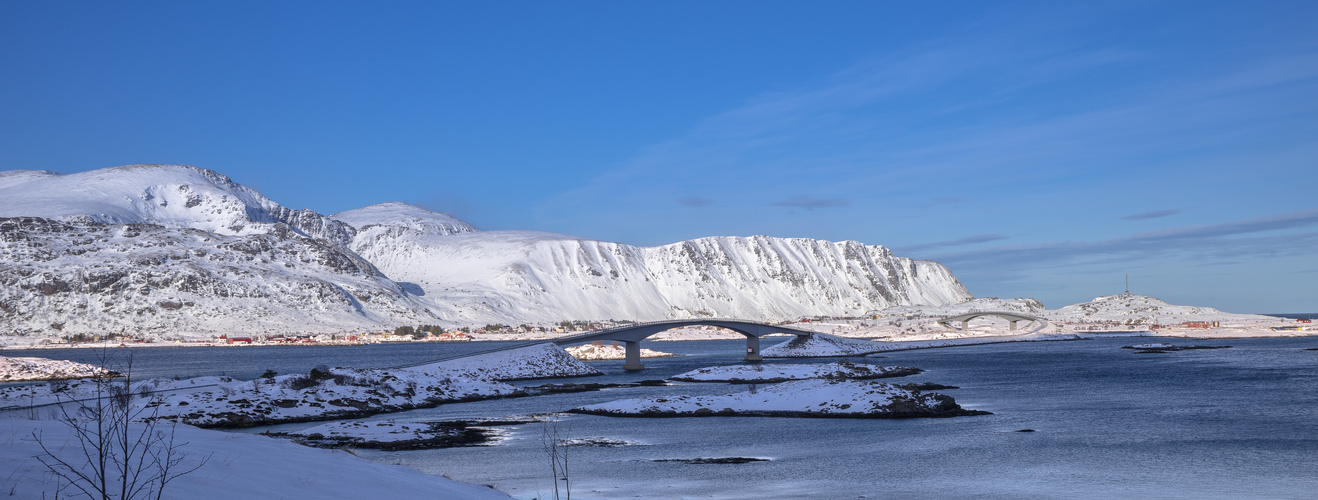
0, 164, 973, 339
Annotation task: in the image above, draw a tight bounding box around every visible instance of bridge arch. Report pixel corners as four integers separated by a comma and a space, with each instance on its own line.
936, 311, 1047, 333
551, 319, 820, 370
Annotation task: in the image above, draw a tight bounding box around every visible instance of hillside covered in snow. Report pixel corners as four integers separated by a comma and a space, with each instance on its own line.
0, 164, 972, 341
335, 203, 971, 324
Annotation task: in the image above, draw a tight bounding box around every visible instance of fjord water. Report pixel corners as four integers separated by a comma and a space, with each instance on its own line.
364, 337, 1318, 499
9, 337, 1317, 498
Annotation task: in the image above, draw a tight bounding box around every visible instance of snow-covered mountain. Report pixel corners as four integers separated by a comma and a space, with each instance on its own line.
0, 165, 355, 246
333, 204, 972, 324
0, 164, 972, 339
0, 166, 438, 338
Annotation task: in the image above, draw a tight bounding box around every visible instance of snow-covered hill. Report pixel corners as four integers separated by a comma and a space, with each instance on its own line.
334, 204, 972, 324
0, 164, 971, 340
799, 293, 1290, 341
1037, 293, 1277, 326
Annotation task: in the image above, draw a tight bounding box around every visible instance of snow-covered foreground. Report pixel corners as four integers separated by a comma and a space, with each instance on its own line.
564, 343, 678, 360
0, 418, 511, 499
670, 361, 920, 383
571, 379, 985, 418
0, 355, 110, 381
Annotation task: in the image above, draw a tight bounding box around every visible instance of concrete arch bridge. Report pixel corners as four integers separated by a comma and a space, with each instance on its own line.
937, 311, 1048, 333
397, 319, 820, 372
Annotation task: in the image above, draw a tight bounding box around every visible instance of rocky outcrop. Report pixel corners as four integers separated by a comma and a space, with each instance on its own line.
570, 379, 988, 418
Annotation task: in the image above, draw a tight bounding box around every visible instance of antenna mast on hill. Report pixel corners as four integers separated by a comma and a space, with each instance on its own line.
1125, 271, 1129, 295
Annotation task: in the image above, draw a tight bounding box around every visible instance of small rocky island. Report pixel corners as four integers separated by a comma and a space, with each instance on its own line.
565, 343, 679, 360
570, 379, 987, 418
670, 360, 920, 383
1123, 343, 1232, 353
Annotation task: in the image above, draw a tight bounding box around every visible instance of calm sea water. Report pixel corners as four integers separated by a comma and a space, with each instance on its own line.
9, 336, 1318, 499
0, 341, 522, 381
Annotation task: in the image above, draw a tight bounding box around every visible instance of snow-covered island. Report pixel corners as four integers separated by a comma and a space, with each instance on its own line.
760, 333, 887, 357
565, 342, 678, 360
402, 343, 602, 381
670, 361, 919, 383
571, 379, 986, 418
0, 343, 601, 428
0, 355, 112, 381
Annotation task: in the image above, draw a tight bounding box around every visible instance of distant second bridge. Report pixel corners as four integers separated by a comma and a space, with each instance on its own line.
937, 311, 1048, 333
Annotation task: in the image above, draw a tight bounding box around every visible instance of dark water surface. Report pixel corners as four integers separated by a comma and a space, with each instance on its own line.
369, 337, 1318, 500
9, 337, 1318, 498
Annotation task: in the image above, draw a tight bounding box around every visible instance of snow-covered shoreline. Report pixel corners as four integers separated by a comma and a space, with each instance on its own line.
0, 355, 112, 381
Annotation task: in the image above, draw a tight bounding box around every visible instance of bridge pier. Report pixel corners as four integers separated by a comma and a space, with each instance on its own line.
622, 341, 644, 371
1010, 320, 1018, 330
960, 320, 969, 330
745, 336, 762, 362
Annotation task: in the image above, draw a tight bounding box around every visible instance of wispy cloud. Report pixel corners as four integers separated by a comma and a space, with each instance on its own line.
770, 196, 850, 210
533, 3, 1318, 278
935, 208, 1318, 269
897, 233, 1009, 253
1122, 209, 1180, 221
678, 196, 713, 207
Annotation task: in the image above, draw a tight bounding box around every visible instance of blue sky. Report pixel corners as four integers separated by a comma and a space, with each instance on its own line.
2, 1, 1315, 312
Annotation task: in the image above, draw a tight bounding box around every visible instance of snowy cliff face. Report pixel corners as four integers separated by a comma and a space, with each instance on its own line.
0, 166, 438, 338
334, 205, 973, 324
